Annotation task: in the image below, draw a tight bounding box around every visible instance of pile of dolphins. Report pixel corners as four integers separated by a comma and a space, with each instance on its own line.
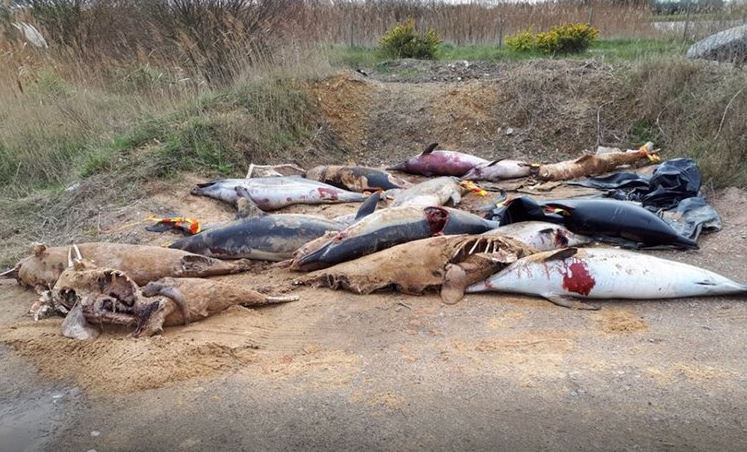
3, 143, 745, 339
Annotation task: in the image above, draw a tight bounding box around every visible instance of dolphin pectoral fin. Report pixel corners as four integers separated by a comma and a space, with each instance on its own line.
235, 186, 265, 219
441, 264, 468, 305
542, 248, 578, 262
422, 142, 438, 155
542, 293, 599, 310
354, 191, 381, 220
449, 191, 462, 206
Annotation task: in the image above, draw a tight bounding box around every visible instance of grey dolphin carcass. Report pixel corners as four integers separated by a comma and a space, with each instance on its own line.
190, 176, 367, 211
291, 205, 500, 271
170, 192, 382, 261
390, 176, 468, 209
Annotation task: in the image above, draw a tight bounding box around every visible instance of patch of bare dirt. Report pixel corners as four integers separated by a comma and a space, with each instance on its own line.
0, 304, 263, 393
309, 73, 376, 150
595, 308, 648, 334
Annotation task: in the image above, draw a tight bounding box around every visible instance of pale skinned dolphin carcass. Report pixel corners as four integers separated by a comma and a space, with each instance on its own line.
190, 176, 367, 211
390, 176, 469, 208
388, 143, 489, 177
496, 221, 591, 251
3, 242, 251, 290
462, 159, 535, 181
467, 247, 747, 310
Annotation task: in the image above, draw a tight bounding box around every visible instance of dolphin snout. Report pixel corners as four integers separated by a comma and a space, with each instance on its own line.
461, 169, 479, 181
293, 243, 332, 272
387, 161, 407, 172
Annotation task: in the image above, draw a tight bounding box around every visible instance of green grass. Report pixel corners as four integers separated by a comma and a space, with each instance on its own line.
80, 78, 316, 182
329, 38, 686, 67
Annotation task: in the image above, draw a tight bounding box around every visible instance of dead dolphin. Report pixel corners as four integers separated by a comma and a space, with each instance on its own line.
134, 277, 297, 336
496, 221, 591, 251
538, 143, 659, 181
491, 197, 698, 249
542, 199, 698, 249
390, 176, 468, 208
306, 165, 411, 192
301, 231, 536, 304
462, 159, 535, 181
190, 176, 366, 211
52, 262, 147, 330
169, 215, 345, 261
48, 262, 296, 338
388, 143, 489, 177
4, 243, 251, 290
170, 193, 382, 261
467, 247, 747, 309
291, 206, 500, 271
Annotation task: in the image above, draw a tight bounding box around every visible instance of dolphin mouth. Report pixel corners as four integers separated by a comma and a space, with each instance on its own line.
461, 169, 479, 181
293, 242, 332, 271
191, 180, 218, 196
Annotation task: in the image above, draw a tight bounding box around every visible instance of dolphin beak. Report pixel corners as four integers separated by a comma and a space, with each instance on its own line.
169, 235, 202, 253
293, 242, 333, 272
386, 161, 407, 172
461, 169, 477, 181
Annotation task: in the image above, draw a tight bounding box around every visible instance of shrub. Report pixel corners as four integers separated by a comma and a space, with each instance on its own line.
378, 18, 441, 60
507, 23, 599, 55
505, 30, 536, 53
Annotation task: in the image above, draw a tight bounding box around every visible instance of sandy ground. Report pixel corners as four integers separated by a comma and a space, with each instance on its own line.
1, 175, 745, 451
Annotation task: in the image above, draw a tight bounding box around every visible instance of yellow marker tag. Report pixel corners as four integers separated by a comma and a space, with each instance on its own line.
460, 180, 488, 197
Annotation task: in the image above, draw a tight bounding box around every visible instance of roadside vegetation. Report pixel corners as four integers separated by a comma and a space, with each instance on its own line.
0, 0, 745, 266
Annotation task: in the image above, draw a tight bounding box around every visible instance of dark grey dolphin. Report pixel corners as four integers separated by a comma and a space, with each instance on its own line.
291, 205, 500, 271
169, 193, 383, 261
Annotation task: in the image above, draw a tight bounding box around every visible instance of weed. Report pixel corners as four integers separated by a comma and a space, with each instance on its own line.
379, 18, 441, 60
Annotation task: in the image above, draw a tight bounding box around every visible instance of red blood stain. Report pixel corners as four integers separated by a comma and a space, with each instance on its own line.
562, 261, 595, 296
424, 207, 448, 235
317, 187, 339, 200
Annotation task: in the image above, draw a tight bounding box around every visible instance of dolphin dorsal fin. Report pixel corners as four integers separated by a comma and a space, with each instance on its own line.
355, 191, 381, 220
421, 143, 438, 155
486, 160, 500, 167
542, 248, 578, 262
